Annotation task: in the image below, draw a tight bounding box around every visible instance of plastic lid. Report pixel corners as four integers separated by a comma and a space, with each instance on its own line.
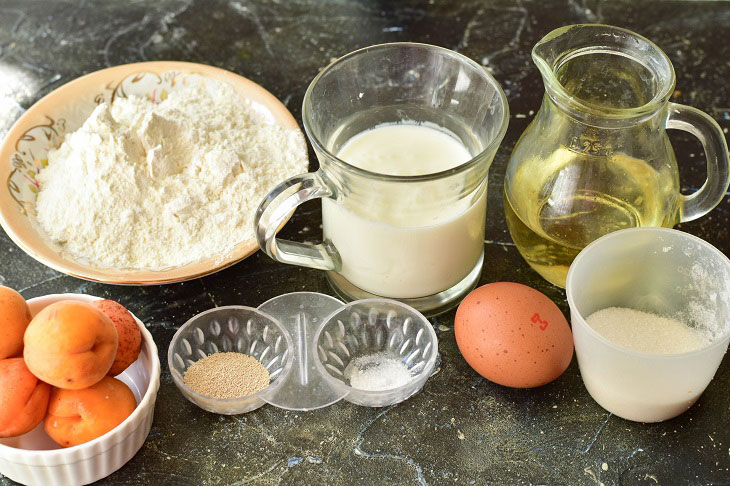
257, 292, 347, 411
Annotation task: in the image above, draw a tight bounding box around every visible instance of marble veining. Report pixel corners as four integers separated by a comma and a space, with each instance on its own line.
0, 0, 729, 484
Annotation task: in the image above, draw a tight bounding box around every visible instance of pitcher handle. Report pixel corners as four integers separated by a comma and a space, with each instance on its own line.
667, 103, 730, 223
254, 172, 341, 271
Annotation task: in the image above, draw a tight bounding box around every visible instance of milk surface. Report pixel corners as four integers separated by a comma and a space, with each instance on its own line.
323, 123, 485, 298
337, 123, 469, 176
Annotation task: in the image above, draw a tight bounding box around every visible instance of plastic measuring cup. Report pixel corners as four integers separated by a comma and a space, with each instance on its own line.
566, 227, 730, 422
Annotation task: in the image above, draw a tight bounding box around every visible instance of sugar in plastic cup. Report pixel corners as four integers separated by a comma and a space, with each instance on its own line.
566, 228, 730, 422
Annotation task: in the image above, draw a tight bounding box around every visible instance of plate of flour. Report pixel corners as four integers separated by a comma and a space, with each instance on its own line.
0, 61, 308, 284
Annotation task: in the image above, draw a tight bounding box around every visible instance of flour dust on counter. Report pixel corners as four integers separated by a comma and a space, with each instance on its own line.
35, 80, 307, 270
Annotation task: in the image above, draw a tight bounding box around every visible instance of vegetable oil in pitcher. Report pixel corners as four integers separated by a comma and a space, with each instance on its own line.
504, 38, 686, 287
504, 146, 679, 288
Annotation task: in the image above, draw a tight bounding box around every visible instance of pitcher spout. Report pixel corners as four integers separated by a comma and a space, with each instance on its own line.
531, 25, 572, 85
531, 24, 676, 127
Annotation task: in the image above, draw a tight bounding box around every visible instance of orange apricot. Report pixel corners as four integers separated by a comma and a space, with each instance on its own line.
24, 301, 118, 390
0, 358, 51, 438
92, 300, 142, 376
0, 286, 32, 360
45, 376, 137, 447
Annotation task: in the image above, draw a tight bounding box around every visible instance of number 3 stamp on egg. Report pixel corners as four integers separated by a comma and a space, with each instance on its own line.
531, 313, 549, 331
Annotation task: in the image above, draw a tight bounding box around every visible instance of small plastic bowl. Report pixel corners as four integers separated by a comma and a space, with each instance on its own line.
0, 293, 161, 486
169, 306, 294, 414
313, 299, 438, 407
567, 228, 730, 422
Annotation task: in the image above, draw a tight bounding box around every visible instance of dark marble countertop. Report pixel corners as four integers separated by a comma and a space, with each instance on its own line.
1, 0, 730, 484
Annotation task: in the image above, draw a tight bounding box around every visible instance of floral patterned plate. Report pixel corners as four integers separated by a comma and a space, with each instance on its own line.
0, 61, 305, 284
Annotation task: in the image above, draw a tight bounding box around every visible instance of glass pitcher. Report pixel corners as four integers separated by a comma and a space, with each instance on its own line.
504, 24, 730, 288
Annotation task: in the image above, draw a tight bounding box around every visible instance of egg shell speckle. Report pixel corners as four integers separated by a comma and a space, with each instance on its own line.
454, 282, 574, 388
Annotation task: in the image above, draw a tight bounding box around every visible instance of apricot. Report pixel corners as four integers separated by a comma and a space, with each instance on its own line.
45, 376, 137, 447
0, 286, 32, 359
92, 300, 142, 376
0, 358, 51, 438
24, 301, 118, 390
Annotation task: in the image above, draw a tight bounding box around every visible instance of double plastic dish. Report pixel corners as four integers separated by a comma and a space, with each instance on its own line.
0, 294, 161, 486
169, 292, 439, 413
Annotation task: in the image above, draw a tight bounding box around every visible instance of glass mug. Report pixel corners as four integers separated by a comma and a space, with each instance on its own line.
504, 24, 730, 288
255, 43, 509, 314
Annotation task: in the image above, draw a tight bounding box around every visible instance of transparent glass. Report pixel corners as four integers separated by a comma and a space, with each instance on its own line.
255, 42, 509, 315
505, 24, 730, 288
566, 228, 730, 422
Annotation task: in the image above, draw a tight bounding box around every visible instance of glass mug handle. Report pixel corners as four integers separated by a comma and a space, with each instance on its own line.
667, 102, 730, 222
254, 172, 342, 271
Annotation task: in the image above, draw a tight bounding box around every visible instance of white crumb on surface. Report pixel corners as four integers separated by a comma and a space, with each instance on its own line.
36, 81, 307, 269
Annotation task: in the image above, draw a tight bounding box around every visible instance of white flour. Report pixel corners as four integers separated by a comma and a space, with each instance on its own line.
35, 80, 307, 270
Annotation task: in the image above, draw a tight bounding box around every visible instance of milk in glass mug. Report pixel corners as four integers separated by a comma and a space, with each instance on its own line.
255, 43, 508, 314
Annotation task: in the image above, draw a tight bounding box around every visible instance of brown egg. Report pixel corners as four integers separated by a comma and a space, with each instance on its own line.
0, 286, 32, 360
454, 282, 573, 388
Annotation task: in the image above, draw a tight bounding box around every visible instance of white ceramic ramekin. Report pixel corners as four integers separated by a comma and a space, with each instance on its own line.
0, 294, 161, 485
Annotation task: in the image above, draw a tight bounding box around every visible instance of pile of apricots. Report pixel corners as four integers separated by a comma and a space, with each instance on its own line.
0, 286, 142, 447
